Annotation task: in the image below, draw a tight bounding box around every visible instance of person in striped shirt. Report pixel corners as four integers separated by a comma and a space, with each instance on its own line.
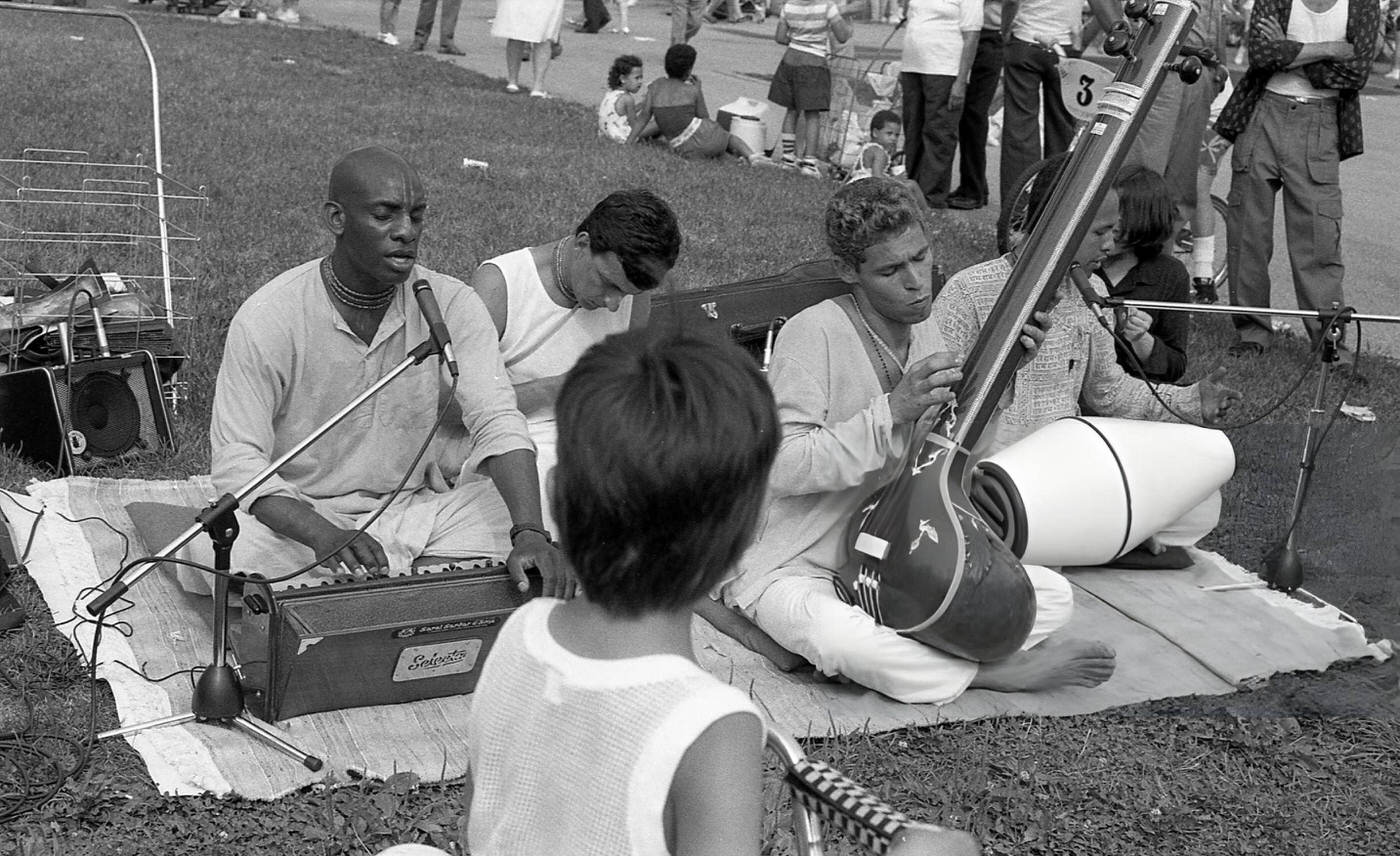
768, 0, 853, 175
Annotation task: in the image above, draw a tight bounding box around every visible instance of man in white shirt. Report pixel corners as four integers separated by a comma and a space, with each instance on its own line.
204, 147, 566, 596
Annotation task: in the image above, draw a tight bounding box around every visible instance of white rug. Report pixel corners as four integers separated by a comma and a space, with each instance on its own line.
1, 476, 1390, 799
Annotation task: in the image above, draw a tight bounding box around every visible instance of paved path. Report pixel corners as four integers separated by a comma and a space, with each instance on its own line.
302, 0, 1400, 357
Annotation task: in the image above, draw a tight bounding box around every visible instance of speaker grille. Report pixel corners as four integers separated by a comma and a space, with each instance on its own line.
47, 353, 173, 473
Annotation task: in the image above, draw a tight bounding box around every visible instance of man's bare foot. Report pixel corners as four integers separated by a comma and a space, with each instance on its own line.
970, 636, 1116, 693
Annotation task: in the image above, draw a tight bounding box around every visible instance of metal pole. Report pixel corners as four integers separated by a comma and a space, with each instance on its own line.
2, 5, 177, 330
1111, 298, 1400, 327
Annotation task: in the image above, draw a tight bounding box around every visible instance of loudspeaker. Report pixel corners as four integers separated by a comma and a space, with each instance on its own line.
0, 351, 175, 474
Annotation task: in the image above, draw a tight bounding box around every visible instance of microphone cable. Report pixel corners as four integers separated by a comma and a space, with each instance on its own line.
1075, 271, 1355, 432
0, 370, 463, 821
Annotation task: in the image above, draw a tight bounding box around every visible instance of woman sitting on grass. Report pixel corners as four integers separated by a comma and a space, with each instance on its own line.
626, 43, 773, 166
1094, 165, 1192, 384
598, 54, 646, 144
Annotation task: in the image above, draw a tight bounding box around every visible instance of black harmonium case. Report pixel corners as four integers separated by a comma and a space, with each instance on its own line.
650, 260, 850, 360
649, 259, 945, 362
233, 562, 538, 722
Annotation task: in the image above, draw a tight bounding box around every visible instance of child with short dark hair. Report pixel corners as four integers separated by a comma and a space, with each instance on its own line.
465, 329, 780, 855
599, 54, 645, 143
769, 0, 852, 176
1096, 165, 1192, 383
846, 108, 903, 183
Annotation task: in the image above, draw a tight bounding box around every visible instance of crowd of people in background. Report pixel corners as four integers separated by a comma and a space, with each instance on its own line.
222, 0, 1387, 365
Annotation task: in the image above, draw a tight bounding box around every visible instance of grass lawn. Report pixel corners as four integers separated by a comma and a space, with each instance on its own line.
2, 9, 1398, 855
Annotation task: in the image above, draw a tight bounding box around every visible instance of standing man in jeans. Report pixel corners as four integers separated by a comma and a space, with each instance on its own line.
949, 0, 1006, 210
411, 0, 465, 54
998, 0, 1122, 204
672, 0, 708, 43
1214, 0, 1379, 358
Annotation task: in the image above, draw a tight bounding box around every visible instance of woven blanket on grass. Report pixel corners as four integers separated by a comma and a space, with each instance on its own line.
0, 476, 1390, 800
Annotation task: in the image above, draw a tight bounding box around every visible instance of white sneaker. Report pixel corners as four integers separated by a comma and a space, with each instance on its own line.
273, 8, 300, 23
1386, 68, 1400, 81
377, 32, 400, 45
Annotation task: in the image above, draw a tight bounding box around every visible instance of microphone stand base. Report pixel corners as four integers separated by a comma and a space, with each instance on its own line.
1262, 542, 1305, 593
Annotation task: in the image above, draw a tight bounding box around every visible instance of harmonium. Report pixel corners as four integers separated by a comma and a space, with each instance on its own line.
231, 561, 540, 722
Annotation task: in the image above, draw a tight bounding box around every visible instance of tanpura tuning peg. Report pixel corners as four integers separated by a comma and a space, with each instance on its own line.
1169, 55, 1204, 84
1103, 21, 1134, 57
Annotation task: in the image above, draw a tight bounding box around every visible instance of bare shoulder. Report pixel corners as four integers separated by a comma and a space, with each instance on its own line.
669, 710, 764, 856
468, 260, 510, 337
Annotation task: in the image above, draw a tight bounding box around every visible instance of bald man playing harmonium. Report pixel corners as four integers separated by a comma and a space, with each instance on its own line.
181, 147, 566, 597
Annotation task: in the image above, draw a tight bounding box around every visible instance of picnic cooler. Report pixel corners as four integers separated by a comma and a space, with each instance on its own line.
718, 96, 777, 154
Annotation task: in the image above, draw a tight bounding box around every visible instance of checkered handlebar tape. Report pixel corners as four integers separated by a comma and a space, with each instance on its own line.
785, 757, 910, 855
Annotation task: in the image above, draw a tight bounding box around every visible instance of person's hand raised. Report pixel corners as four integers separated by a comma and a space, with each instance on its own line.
889, 352, 962, 425
1117, 307, 1152, 343
1256, 15, 1286, 41
1198, 366, 1242, 425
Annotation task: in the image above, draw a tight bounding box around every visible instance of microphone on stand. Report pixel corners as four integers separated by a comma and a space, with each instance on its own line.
1067, 263, 1116, 333
411, 279, 459, 378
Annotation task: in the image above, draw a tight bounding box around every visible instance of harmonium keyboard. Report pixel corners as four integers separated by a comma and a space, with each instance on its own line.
231, 561, 540, 722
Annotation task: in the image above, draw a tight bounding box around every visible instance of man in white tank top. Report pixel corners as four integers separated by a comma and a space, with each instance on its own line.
1213, 0, 1381, 356
468, 190, 681, 537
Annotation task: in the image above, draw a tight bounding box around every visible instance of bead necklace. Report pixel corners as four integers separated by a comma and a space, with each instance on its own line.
322, 257, 396, 312
552, 238, 579, 308
850, 296, 906, 389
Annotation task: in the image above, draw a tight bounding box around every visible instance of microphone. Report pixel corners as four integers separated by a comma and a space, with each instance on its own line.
1067, 263, 1114, 332
411, 279, 459, 378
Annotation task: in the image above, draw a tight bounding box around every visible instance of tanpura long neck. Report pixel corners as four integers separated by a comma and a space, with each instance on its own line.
932, 0, 1198, 454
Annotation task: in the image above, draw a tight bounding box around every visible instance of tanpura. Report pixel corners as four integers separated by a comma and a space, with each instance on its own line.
838, 0, 1206, 662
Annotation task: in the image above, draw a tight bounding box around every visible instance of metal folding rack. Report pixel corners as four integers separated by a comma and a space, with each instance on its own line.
0, 5, 208, 414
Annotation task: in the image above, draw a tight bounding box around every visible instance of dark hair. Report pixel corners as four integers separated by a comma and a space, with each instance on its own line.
664, 43, 697, 79
552, 329, 780, 616
1023, 153, 1070, 236
825, 177, 925, 268
608, 54, 643, 90
575, 189, 682, 290
1111, 165, 1177, 260
870, 109, 901, 134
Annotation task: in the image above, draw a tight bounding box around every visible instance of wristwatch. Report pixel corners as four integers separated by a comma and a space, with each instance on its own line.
509, 522, 553, 544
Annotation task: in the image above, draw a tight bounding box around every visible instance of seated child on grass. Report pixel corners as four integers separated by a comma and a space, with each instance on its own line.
846, 108, 903, 183
464, 329, 778, 854
598, 54, 646, 144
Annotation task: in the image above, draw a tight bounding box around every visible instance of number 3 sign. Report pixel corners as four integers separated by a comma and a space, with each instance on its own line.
1057, 58, 1114, 123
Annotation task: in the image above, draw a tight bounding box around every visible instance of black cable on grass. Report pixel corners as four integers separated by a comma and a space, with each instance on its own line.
0, 372, 459, 820
1105, 305, 1348, 431
0, 655, 97, 824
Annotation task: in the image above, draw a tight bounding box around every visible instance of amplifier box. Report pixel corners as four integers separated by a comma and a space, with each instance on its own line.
233, 563, 538, 722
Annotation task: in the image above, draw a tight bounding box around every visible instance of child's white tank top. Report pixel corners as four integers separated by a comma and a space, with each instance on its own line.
466, 598, 762, 855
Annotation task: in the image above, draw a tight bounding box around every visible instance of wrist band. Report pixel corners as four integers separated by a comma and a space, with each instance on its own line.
509, 522, 553, 544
